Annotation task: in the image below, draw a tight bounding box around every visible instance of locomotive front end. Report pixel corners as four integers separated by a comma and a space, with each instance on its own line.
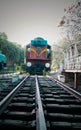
26, 37, 51, 75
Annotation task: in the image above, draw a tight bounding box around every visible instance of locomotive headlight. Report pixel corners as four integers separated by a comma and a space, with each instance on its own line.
27, 62, 31, 67
45, 63, 50, 68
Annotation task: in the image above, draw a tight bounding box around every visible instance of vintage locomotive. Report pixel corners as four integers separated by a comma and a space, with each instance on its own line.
25, 37, 51, 75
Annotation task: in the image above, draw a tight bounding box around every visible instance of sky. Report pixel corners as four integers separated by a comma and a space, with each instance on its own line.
0, 0, 76, 47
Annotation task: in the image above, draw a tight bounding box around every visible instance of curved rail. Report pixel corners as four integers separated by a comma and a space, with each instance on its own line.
0, 75, 29, 115
48, 76, 81, 101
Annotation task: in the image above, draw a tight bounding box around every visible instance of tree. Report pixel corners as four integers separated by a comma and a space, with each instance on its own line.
0, 32, 8, 40
52, 43, 64, 70
58, 1, 81, 42
0, 32, 24, 70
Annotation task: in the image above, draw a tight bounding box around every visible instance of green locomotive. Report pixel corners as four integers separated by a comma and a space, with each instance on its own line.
0, 51, 6, 70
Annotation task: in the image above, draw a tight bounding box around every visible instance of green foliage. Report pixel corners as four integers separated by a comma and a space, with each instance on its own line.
43, 69, 46, 76
52, 42, 64, 71
75, 34, 81, 42
51, 38, 71, 71
0, 32, 8, 40
15, 65, 20, 71
0, 32, 24, 70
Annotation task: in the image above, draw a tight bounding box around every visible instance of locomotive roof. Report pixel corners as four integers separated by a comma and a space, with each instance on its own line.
26, 37, 51, 48
34, 37, 45, 41
31, 37, 47, 47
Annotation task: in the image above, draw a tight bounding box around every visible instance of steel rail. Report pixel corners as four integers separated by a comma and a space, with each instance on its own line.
0, 75, 29, 115
35, 75, 47, 130
48, 76, 81, 101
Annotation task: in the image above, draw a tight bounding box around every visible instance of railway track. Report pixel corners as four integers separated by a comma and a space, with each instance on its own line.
0, 76, 26, 101
0, 75, 81, 129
